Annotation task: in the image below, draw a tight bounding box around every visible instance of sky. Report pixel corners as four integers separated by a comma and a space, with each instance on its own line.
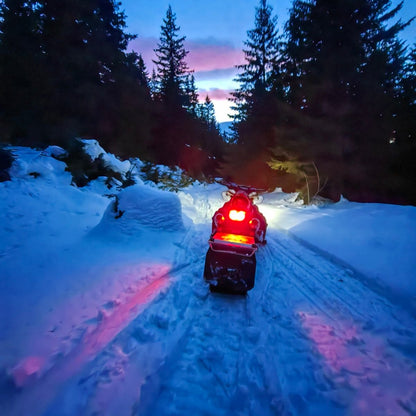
122, 0, 416, 123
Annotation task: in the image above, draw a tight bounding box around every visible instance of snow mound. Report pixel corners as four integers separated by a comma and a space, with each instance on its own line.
7, 147, 71, 184
95, 184, 184, 236
43, 145, 68, 159
81, 139, 131, 178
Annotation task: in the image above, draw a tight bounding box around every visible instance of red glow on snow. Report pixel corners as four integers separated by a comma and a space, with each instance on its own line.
299, 311, 363, 373
229, 209, 246, 221
298, 310, 416, 414
76, 271, 169, 362
11, 356, 47, 388
9, 263, 172, 414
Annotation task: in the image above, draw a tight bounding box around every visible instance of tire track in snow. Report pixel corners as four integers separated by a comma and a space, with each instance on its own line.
6, 225, 416, 416
36, 224, 212, 416
92, 226, 416, 416
138, 293, 250, 416
129, 226, 287, 416
244, 244, 340, 416
134, 233, 290, 416
130, 227, 416, 416
1, 224, 207, 416
267, 230, 416, 347
251, 230, 416, 416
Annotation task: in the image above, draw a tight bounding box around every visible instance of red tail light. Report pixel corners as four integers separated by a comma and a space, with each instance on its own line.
229, 209, 246, 221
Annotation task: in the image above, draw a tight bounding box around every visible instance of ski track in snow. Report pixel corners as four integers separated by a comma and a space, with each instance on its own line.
2, 226, 416, 416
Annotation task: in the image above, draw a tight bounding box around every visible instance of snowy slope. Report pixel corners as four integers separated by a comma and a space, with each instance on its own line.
1, 144, 416, 416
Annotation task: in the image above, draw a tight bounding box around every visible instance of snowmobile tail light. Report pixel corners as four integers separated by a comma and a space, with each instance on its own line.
229, 210, 246, 221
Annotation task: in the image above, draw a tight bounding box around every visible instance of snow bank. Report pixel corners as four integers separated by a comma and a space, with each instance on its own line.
7, 147, 71, 185
94, 184, 184, 237
263, 198, 416, 303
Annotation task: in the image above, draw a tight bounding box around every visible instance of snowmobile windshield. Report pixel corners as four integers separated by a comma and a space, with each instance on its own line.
231, 194, 250, 211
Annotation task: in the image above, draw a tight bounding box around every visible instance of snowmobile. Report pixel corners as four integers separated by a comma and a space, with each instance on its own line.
203, 182, 268, 295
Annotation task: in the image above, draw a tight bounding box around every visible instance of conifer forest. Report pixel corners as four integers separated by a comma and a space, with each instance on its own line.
1, 0, 415, 204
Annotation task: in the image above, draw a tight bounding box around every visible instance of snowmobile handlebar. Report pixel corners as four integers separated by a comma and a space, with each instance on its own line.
217, 179, 269, 196
222, 189, 264, 204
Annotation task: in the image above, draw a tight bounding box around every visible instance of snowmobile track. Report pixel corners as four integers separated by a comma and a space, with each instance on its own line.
3, 227, 416, 416
251, 231, 416, 416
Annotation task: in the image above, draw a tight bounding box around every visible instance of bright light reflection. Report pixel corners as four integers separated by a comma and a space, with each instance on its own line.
229, 209, 246, 221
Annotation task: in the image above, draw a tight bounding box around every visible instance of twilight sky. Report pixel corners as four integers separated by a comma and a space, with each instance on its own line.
123, 0, 416, 122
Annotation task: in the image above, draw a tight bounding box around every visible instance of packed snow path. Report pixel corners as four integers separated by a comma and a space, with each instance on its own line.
2, 226, 416, 416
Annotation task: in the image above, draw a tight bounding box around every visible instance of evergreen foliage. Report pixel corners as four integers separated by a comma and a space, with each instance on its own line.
1, 0, 415, 203
0, 0, 44, 142
222, 0, 416, 204
278, 0, 414, 202
231, 0, 283, 126
198, 96, 218, 133
224, 0, 284, 190
150, 5, 223, 178
0, 146, 14, 182
0, 0, 153, 158
152, 5, 193, 109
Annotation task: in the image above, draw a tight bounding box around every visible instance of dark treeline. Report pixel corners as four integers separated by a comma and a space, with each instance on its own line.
226, 0, 416, 204
0, 0, 415, 204
0, 1, 224, 179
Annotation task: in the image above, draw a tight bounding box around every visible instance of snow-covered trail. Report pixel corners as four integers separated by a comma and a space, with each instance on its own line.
4, 224, 416, 416
133, 229, 416, 416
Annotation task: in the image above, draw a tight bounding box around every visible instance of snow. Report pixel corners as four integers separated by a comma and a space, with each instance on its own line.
81, 139, 131, 178
1, 144, 415, 415
95, 184, 184, 237
261, 193, 416, 306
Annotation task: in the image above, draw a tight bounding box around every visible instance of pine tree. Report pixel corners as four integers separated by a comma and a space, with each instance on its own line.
40, 0, 137, 142
199, 96, 218, 132
184, 74, 200, 115
400, 45, 416, 140
152, 5, 194, 109
281, 0, 413, 202
0, 0, 45, 143
390, 44, 416, 204
0, 0, 153, 154
231, 0, 282, 125
224, 0, 284, 189
135, 53, 151, 91
150, 6, 207, 166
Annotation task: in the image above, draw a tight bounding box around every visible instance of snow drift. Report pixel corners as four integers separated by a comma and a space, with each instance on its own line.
94, 184, 184, 238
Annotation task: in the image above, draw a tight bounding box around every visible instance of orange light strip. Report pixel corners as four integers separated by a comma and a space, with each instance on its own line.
213, 232, 255, 245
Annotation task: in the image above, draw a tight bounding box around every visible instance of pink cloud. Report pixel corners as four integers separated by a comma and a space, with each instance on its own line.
129, 37, 245, 74
198, 88, 233, 101
185, 39, 245, 72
